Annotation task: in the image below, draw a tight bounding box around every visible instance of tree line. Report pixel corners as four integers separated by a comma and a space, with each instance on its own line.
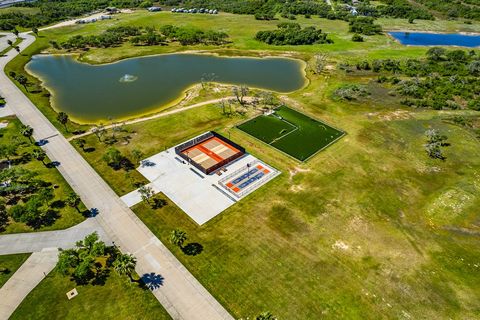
255, 22, 332, 45
414, 0, 480, 20
57, 25, 229, 50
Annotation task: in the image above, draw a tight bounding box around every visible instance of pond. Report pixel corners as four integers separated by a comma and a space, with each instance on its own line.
26, 54, 306, 123
388, 32, 480, 48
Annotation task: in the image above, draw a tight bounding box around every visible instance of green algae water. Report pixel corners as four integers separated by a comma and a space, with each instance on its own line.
26, 54, 306, 123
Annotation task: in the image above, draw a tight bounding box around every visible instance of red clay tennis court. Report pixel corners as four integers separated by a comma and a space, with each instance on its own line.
181, 136, 243, 173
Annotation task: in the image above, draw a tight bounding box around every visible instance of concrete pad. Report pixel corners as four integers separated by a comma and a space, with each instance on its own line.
120, 135, 280, 225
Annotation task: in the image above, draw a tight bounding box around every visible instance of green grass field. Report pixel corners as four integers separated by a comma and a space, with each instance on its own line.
237, 105, 344, 161
0, 253, 30, 287
11, 268, 172, 320
4, 9, 480, 319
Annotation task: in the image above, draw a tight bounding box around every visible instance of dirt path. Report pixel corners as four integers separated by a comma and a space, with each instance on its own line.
68, 96, 254, 141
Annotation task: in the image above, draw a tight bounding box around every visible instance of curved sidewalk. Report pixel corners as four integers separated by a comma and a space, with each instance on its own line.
0, 218, 111, 255
0, 249, 58, 320
0, 32, 233, 320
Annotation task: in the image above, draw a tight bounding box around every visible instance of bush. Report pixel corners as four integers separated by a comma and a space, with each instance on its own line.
255, 23, 332, 45
348, 17, 382, 35
352, 34, 364, 42
334, 84, 370, 101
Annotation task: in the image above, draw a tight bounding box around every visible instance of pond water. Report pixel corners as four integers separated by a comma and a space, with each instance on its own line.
389, 32, 480, 48
26, 54, 306, 123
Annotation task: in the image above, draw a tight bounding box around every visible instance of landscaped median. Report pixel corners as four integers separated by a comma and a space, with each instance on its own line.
0, 116, 86, 234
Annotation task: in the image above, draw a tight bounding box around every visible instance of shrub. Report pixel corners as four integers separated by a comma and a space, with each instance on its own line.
352, 34, 364, 42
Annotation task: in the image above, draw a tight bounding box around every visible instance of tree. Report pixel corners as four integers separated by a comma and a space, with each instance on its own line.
37, 187, 54, 206
92, 124, 105, 142
256, 311, 276, 320
131, 149, 144, 165
14, 46, 20, 53
57, 232, 108, 284
0, 144, 17, 162
425, 129, 450, 160
103, 147, 123, 169
57, 112, 69, 132
113, 253, 137, 282
75, 138, 86, 151
138, 185, 154, 205
7, 39, 12, 46
32, 26, 39, 36
351, 34, 364, 42
312, 53, 328, 74
468, 61, 480, 76
0, 200, 9, 232
66, 192, 81, 212
233, 85, 249, 105
32, 148, 46, 165
426, 47, 446, 61
169, 229, 187, 248
12, 28, 19, 38
20, 125, 34, 143
16, 75, 28, 91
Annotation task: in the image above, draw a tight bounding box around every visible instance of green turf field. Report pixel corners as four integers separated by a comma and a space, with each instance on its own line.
237, 105, 344, 161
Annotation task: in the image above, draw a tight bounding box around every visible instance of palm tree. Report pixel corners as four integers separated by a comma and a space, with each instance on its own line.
256, 311, 276, 320
57, 112, 69, 132
131, 149, 144, 165
16, 75, 28, 92
113, 253, 137, 282
32, 148, 46, 165
32, 26, 39, 36
169, 229, 187, 248
12, 28, 19, 38
20, 125, 34, 143
65, 192, 81, 212
75, 139, 86, 151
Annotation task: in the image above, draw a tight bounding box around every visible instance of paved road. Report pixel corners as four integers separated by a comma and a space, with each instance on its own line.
0, 32, 233, 320
0, 248, 58, 320
0, 219, 111, 255
0, 32, 16, 53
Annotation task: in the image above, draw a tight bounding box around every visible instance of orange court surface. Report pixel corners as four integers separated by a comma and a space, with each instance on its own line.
181, 137, 243, 173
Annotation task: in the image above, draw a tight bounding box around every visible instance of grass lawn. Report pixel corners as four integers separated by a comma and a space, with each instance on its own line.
99, 67, 480, 319
3, 10, 480, 319
0, 253, 30, 287
0, 116, 85, 234
237, 105, 345, 161
72, 103, 255, 196
10, 268, 171, 320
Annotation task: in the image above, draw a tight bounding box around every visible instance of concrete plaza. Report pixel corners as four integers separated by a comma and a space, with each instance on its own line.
121, 138, 280, 225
